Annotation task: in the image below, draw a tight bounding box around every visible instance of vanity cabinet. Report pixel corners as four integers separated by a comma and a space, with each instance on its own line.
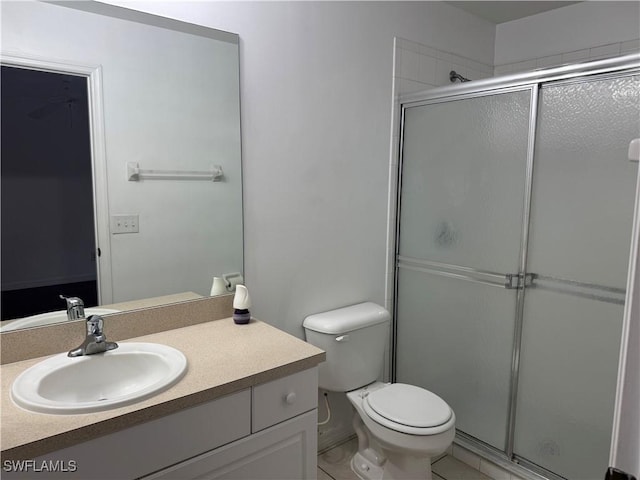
144, 411, 316, 479
145, 368, 319, 480
7, 368, 318, 480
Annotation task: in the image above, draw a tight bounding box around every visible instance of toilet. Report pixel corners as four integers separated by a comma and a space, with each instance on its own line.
303, 302, 455, 480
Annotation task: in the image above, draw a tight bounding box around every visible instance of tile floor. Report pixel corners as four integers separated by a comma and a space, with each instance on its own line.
318, 438, 492, 480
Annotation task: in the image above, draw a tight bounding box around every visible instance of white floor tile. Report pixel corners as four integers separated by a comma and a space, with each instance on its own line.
318, 466, 335, 480
318, 440, 495, 480
453, 444, 481, 470
479, 458, 510, 480
432, 456, 492, 480
318, 438, 359, 480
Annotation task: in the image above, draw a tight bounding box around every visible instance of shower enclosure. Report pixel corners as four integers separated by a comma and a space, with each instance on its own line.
393, 55, 639, 480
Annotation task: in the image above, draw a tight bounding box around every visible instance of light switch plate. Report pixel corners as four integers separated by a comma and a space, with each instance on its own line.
111, 214, 139, 234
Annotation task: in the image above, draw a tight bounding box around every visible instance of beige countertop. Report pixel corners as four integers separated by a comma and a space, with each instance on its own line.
0, 292, 203, 335
103, 292, 203, 312
0, 318, 325, 461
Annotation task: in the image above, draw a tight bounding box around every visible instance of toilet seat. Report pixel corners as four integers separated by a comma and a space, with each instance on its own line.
362, 383, 454, 435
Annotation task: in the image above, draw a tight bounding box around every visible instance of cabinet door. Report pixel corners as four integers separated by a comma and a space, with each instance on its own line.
144, 410, 317, 480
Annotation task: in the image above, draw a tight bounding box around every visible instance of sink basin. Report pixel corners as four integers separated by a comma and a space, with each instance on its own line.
0, 308, 120, 332
11, 343, 187, 414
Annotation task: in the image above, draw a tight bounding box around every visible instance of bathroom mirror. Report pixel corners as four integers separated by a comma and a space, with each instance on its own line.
0, 1, 243, 330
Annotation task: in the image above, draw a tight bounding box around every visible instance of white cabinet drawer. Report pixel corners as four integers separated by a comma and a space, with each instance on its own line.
252, 367, 318, 432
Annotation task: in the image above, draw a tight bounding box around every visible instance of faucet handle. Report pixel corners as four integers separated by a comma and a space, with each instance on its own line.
60, 295, 85, 320
86, 314, 104, 336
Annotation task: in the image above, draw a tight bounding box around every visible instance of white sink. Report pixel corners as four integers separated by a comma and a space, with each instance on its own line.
11, 343, 187, 415
0, 308, 120, 332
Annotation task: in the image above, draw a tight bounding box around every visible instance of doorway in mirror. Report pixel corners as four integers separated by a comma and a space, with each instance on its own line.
1, 66, 98, 320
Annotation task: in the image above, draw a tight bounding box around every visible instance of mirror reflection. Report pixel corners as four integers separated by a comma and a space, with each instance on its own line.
0, 1, 243, 331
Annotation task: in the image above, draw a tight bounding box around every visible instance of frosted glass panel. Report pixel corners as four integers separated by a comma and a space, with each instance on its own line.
399, 90, 531, 273
395, 268, 517, 449
395, 72, 636, 478
514, 289, 623, 479
528, 76, 639, 287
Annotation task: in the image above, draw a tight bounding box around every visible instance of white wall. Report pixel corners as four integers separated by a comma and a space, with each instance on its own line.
104, 0, 495, 337
494, 1, 640, 74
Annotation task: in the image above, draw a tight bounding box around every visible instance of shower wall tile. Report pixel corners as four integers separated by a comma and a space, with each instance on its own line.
418, 54, 437, 85
495, 38, 639, 76
396, 37, 439, 59
434, 58, 454, 86
466, 60, 493, 82
511, 59, 537, 73
493, 64, 512, 76
439, 51, 460, 64
561, 48, 590, 64
589, 42, 621, 59
435, 60, 452, 86
621, 39, 640, 53
467, 69, 491, 82
467, 58, 491, 75
395, 37, 493, 93
536, 54, 563, 69
398, 48, 420, 81
397, 78, 432, 95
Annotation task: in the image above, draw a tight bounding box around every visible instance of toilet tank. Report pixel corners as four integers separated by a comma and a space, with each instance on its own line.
303, 302, 390, 392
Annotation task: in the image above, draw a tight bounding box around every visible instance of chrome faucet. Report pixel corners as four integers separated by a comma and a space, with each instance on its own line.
68, 314, 119, 357
60, 295, 119, 357
60, 295, 85, 321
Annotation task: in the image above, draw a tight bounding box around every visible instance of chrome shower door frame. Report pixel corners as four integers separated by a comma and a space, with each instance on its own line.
392, 53, 640, 480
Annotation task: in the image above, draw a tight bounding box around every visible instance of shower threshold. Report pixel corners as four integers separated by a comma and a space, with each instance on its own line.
455, 432, 567, 480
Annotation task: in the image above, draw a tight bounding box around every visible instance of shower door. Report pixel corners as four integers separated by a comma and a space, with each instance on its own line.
395, 87, 535, 450
513, 74, 639, 479
395, 68, 639, 479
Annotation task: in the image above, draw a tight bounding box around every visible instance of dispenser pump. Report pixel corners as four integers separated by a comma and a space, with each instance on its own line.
233, 285, 251, 324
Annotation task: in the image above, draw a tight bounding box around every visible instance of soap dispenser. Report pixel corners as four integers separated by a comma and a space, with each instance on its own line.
233, 285, 251, 324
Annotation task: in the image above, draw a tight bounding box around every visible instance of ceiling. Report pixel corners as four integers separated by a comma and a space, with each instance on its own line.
447, 1, 582, 24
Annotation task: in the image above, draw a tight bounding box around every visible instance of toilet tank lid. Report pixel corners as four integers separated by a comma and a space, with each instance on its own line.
303, 302, 390, 334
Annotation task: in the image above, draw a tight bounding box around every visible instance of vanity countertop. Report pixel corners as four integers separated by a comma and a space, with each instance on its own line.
0, 318, 325, 461
103, 291, 203, 311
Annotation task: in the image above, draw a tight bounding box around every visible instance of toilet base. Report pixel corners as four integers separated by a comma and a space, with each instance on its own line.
351, 452, 384, 480
350, 451, 434, 480
379, 450, 433, 480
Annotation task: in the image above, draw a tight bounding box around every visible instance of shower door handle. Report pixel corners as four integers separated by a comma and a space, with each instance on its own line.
504, 273, 535, 290
397, 256, 536, 290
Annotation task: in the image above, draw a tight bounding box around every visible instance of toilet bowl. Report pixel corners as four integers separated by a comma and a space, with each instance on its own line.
303, 302, 456, 480
347, 382, 455, 479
